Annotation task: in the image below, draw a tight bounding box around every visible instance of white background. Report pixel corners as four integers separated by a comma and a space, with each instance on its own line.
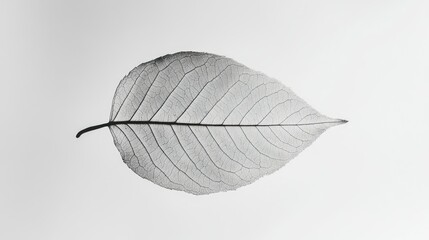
1, 0, 428, 239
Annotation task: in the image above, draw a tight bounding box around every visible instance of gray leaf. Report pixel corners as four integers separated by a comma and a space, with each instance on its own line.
77, 51, 347, 195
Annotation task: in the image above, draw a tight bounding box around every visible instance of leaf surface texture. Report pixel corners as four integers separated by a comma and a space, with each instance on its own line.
108, 52, 345, 194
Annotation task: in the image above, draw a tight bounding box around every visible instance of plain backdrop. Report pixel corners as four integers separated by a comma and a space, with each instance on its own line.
1, 0, 428, 239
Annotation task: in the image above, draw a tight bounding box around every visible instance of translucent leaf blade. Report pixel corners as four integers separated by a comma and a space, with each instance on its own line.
107, 51, 346, 195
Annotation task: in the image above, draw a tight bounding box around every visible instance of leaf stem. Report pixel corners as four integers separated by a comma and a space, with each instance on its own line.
76, 122, 112, 138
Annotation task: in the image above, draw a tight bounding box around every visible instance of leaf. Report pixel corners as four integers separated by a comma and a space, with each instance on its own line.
77, 51, 347, 195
